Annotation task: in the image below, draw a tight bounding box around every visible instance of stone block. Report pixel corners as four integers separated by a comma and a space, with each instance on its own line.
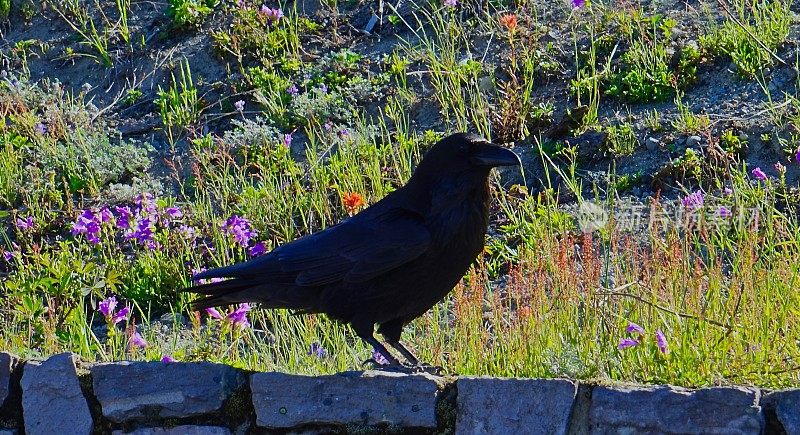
455, 377, 577, 435
251, 371, 440, 429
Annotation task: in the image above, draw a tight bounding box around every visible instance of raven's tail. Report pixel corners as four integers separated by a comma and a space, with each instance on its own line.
182, 278, 320, 312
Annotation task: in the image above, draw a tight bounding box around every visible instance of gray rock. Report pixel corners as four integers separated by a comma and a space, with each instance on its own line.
112, 426, 231, 435
0, 352, 18, 408
686, 135, 702, 148
92, 361, 245, 423
0, 430, 18, 435
20, 353, 93, 435
762, 389, 800, 434
646, 137, 660, 151
251, 371, 440, 429
456, 377, 577, 435
588, 384, 763, 434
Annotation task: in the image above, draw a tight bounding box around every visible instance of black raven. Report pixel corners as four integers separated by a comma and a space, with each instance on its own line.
185, 132, 520, 368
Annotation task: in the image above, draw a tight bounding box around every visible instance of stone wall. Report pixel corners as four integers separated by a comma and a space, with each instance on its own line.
0, 352, 796, 434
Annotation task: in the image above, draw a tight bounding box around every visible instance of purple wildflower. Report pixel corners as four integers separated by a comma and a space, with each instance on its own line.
98, 296, 118, 317
681, 190, 704, 211
223, 215, 257, 248
161, 355, 176, 363
286, 84, 299, 97
443, 0, 457, 6
135, 193, 157, 215
318, 83, 328, 93
129, 331, 148, 349
308, 342, 329, 359
165, 206, 183, 220
795, 147, 800, 164
625, 322, 645, 334
226, 303, 251, 328
72, 209, 102, 245
655, 329, 668, 354
15, 215, 34, 231
571, 0, 585, 8
99, 207, 114, 223
723, 187, 733, 196
205, 307, 223, 319
115, 206, 133, 229
179, 225, 197, 241
774, 162, 786, 175
717, 206, 732, 218
618, 338, 639, 349
249, 241, 267, 257
128, 216, 155, 247
338, 128, 350, 137
234, 100, 245, 112
371, 349, 390, 365
2, 250, 12, 262
34, 122, 47, 135
752, 167, 767, 181
111, 306, 130, 325
283, 133, 292, 148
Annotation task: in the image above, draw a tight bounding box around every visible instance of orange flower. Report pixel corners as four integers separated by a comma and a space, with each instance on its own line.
499, 13, 517, 32
342, 192, 365, 215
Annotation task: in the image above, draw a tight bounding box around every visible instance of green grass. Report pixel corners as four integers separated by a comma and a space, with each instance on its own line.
2, 0, 800, 389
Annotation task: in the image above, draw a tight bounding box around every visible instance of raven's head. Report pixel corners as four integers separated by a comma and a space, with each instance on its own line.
413, 132, 520, 177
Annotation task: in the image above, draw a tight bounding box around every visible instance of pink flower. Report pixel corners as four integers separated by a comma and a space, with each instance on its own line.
283, 133, 292, 149
371, 349, 390, 365
752, 167, 767, 181
625, 322, 644, 334
249, 241, 267, 257
717, 206, 732, 218
226, 303, 251, 328
161, 355, 176, 363
774, 162, 786, 175
681, 190, 704, 211
15, 215, 34, 231
234, 100, 245, 112
129, 332, 148, 349
98, 296, 118, 317
111, 306, 130, 325
205, 307, 223, 319
618, 338, 639, 349
655, 329, 668, 354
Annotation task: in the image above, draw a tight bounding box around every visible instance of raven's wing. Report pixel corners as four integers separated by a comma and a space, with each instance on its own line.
193, 208, 431, 286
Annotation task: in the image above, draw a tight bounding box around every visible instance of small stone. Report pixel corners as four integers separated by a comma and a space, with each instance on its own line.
21, 353, 93, 435
686, 135, 702, 147
738, 132, 749, 142
251, 371, 440, 429
762, 389, 800, 434
92, 361, 245, 423
589, 384, 763, 434
112, 426, 231, 435
646, 137, 660, 151
456, 377, 577, 435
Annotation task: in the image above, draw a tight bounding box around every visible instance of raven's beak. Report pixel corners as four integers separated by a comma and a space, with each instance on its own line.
471, 143, 521, 167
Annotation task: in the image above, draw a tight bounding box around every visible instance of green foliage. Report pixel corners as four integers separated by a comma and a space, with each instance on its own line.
604, 123, 637, 156
700, 0, 791, 76
155, 60, 202, 146
0, 0, 10, 21
167, 0, 217, 28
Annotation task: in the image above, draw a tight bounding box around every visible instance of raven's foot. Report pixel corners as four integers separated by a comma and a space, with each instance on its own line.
412, 363, 445, 376
362, 359, 445, 375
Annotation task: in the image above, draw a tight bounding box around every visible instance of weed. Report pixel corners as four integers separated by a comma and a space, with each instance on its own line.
155, 60, 203, 147
604, 123, 637, 156
700, 0, 791, 76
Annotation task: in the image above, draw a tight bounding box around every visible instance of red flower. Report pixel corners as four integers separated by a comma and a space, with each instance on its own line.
342, 192, 365, 215
499, 14, 518, 32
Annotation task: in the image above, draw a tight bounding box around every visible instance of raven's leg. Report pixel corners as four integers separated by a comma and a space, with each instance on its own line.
351, 320, 401, 366
378, 319, 419, 365
379, 319, 444, 375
